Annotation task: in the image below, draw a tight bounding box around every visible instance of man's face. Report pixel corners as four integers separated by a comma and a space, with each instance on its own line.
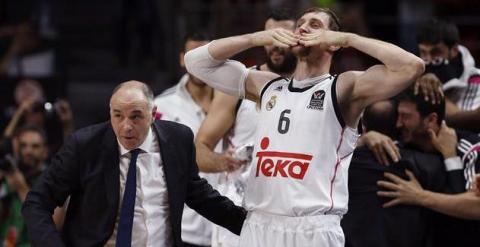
418, 42, 454, 65
18, 131, 47, 168
264, 18, 295, 71
182, 39, 210, 85
292, 11, 331, 57
396, 101, 429, 145
110, 88, 155, 150
14, 79, 44, 105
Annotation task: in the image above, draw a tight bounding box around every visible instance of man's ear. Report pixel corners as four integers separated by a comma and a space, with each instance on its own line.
450, 44, 459, 58
179, 52, 185, 68
151, 106, 158, 119
425, 112, 439, 128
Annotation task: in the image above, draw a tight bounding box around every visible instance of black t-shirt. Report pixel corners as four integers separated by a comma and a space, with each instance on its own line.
342, 146, 446, 247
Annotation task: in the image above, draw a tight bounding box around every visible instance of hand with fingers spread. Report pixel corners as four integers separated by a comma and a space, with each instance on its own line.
297, 29, 351, 49
414, 73, 444, 105
359, 131, 400, 165
377, 170, 426, 208
249, 28, 298, 48
428, 122, 457, 159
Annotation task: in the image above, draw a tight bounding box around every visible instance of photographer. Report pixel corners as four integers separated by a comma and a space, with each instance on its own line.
0, 125, 48, 246
2, 79, 74, 157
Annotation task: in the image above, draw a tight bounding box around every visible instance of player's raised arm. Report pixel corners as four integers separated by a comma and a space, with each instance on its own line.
334, 32, 425, 110
184, 29, 297, 102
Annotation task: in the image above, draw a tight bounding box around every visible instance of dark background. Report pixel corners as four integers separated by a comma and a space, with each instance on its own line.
1, 0, 478, 128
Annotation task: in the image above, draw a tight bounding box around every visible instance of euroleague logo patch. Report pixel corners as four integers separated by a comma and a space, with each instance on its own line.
255, 137, 313, 180
307, 90, 325, 110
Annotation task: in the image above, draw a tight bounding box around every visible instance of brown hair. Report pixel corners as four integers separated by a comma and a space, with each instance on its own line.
297, 7, 341, 32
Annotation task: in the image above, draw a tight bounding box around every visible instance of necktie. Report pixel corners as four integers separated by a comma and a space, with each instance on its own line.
116, 149, 141, 247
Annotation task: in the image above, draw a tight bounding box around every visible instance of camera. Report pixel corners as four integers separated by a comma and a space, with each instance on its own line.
0, 154, 18, 172
233, 143, 254, 163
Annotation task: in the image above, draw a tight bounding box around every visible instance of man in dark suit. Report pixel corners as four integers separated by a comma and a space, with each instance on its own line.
22, 81, 246, 247
342, 99, 446, 247
377, 89, 480, 247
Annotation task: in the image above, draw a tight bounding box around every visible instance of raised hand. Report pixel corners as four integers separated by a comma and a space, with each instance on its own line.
249, 28, 298, 48
414, 73, 444, 105
297, 29, 350, 49
55, 99, 73, 124
428, 122, 457, 159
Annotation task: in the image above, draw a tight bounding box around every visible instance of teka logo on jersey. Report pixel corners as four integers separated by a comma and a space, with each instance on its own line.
255, 137, 313, 180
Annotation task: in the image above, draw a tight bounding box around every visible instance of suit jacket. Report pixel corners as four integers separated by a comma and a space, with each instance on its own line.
342, 146, 447, 247
22, 120, 246, 247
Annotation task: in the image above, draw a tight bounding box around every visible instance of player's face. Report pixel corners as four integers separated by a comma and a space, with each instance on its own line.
183, 39, 210, 86
418, 42, 453, 65
396, 101, 428, 144
292, 12, 331, 57
264, 18, 296, 71
110, 89, 155, 150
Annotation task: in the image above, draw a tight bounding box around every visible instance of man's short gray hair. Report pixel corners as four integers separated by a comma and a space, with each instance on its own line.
111, 81, 155, 109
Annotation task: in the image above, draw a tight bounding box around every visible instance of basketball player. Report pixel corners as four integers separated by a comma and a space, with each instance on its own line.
155, 31, 218, 247
195, 9, 296, 247
185, 7, 424, 247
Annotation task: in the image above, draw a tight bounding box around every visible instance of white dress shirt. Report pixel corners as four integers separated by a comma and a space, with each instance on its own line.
155, 74, 220, 245
105, 127, 173, 247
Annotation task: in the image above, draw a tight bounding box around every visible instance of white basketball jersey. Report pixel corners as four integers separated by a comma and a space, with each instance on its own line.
229, 99, 259, 148
244, 74, 359, 216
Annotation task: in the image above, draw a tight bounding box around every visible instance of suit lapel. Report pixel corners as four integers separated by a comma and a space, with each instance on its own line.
153, 121, 185, 233
102, 124, 121, 208
153, 121, 185, 184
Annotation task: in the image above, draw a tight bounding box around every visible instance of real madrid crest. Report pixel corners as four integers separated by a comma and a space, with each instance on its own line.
266, 95, 277, 111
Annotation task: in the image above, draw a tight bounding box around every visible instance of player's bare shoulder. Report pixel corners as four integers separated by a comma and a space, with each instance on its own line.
245, 69, 282, 102
336, 71, 363, 103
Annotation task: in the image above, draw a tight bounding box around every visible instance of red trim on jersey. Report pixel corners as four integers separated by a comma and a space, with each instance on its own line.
256, 151, 313, 161
340, 151, 354, 161
326, 128, 345, 214
226, 136, 235, 149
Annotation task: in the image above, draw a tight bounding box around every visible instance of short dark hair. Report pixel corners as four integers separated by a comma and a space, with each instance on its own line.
397, 88, 445, 125
267, 8, 295, 22
363, 100, 398, 138
15, 125, 48, 145
416, 18, 460, 48
183, 31, 212, 50
297, 7, 341, 32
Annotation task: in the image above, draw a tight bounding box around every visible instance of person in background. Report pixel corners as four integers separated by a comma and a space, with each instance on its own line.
154, 31, 219, 247
0, 125, 64, 246
378, 88, 480, 247
195, 8, 296, 247
342, 99, 446, 247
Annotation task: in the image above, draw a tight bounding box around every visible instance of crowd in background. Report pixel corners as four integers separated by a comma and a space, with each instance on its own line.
1, 1, 480, 246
